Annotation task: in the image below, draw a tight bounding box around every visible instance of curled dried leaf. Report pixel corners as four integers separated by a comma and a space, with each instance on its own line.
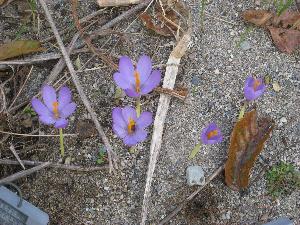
0, 40, 44, 61
225, 110, 274, 190
242, 10, 273, 26
268, 26, 300, 54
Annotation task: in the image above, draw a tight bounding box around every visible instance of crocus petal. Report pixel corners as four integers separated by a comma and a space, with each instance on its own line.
132, 129, 147, 142
112, 107, 127, 129
42, 85, 57, 110
58, 86, 72, 110
31, 98, 51, 116
39, 115, 55, 125
54, 118, 68, 128
124, 89, 140, 98
245, 77, 254, 87
113, 72, 132, 90
136, 112, 153, 129
244, 87, 257, 101
200, 123, 223, 145
137, 55, 152, 83
122, 106, 137, 123
123, 135, 138, 146
113, 124, 127, 138
119, 56, 134, 83
60, 102, 76, 118
140, 69, 161, 94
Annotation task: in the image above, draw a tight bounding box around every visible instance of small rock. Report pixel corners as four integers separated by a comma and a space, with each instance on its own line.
104, 186, 110, 191
240, 41, 251, 50
191, 76, 200, 85
273, 82, 282, 92
186, 166, 205, 186
214, 68, 220, 75
263, 217, 293, 225
279, 117, 287, 127
221, 211, 231, 220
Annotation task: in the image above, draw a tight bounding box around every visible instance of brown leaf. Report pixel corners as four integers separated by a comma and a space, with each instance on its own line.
0, 40, 44, 61
225, 110, 274, 190
139, 12, 174, 36
272, 10, 300, 29
268, 26, 300, 54
0, 0, 5, 5
242, 10, 273, 26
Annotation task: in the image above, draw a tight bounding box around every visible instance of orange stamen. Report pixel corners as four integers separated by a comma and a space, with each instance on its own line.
207, 129, 218, 139
52, 101, 59, 118
134, 70, 141, 93
253, 79, 261, 91
127, 118, 136, 134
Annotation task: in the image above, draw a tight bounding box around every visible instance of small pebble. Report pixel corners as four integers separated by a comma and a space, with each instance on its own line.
191, 76, 201, 85
186, 165, 205, 186
240, 41, 251, 50
214, 68, 220, 75
104, 186, 110, 191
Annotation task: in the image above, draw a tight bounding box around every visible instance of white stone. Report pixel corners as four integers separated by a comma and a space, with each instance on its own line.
186, 166, 205, 186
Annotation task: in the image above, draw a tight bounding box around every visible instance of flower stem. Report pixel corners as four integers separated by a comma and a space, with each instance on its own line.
136, 97, 141, 117
189, 142, 202, 160
59, 128, 65, 157
238, 101, 247, 120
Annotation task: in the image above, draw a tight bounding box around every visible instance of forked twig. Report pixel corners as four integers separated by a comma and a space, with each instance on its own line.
0, 162, 50, 185
158, 164, 224, 225
0, 159, 108, 171
38, 0, 118, 173
140, 20, 192, 225
8, 144, 25, 170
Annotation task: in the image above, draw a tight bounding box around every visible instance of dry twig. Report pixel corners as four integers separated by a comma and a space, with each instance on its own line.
9, 144, 25, 170
38, 0, 118, 173
158, 164, 225, 225
0, 159, 108, 171
140, 19, 192, 225
0, 162, 50, 185
97, 0, 143, 7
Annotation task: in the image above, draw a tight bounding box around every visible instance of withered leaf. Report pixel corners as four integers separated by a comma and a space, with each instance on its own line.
140, 12, 174, 36
242, 10, 300, 53
225, 110, 274, 190
267, 26, 300, 54
242, 10, 273, 26
0, 0, 5, 5
0, 40, 44, 61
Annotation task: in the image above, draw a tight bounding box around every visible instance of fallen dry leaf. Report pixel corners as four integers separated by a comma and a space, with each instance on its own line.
225, 110, 274, 190
267, 26, 300, 53
76, 120, 98, 139
0, 0, 5, 5
140, 12, 174, 36
242, 10, 300, 53
242, 10, 273, 26
0, 40, 44, 61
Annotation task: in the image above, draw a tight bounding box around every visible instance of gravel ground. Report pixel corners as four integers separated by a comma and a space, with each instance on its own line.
0, 0, 299, 224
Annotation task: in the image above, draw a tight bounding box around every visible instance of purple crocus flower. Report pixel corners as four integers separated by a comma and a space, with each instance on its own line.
112, 106, 152, 146
200, 122, 223, 145
31, 85, 76, 129
244, 76, 266, 101
113, 55, 161, 98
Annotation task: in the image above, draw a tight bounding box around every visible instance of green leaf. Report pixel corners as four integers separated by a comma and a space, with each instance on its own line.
189, 143, 202, 160
0, 40, 44, 60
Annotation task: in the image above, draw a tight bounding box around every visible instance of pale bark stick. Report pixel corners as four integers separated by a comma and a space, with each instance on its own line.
140, 26, 192, 225
38, 0, 117, 173
0, 159, 109, 171
9, 144, 25, 170
0, 162, 50, 185
97, 0, 143, 7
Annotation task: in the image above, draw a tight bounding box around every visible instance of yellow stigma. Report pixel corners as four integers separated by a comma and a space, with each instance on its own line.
134, 70, 141, 93
207, 129, 218, 139
52, 101, 59, 118
127, 118, 136, 134
253, 79, 261, 91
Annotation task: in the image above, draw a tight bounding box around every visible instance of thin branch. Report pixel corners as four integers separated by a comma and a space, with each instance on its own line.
0, 162, 50, 185
0, 159, 109, 171
158, 164, 225, 225
38, 0, 118, 173
9, 144, 25, 170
